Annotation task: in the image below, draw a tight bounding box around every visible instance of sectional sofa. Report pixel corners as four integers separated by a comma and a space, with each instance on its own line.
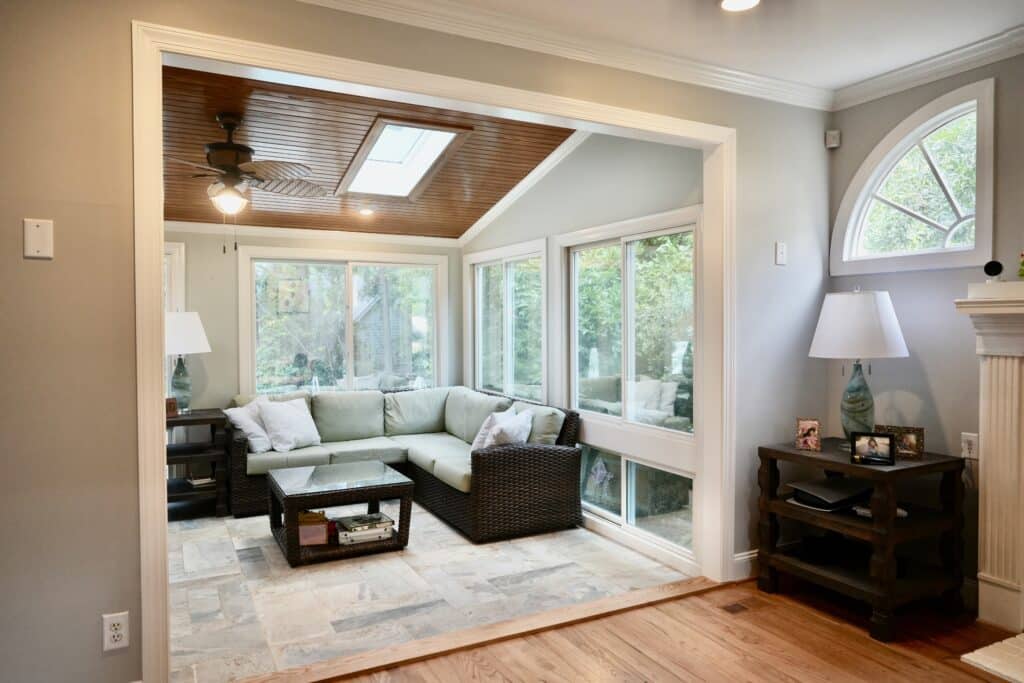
227, 386, 582, 543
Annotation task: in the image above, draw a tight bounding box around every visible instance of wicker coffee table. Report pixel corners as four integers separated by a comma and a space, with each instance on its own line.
267, 461, 413, 567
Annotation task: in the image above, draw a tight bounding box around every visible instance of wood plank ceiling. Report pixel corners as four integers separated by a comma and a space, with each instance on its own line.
162, 67, 575, 238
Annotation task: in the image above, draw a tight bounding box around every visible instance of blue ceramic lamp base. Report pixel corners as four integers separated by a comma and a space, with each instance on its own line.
840, 360, 874, 441
171, 355, 193, 414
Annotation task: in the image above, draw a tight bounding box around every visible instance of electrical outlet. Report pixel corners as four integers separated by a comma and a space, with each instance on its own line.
102, 611, 129, 652
961, 432, 979, 460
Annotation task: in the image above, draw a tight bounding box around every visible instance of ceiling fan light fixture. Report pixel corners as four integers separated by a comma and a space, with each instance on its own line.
720, 0, 760, 11
209, 183, 249, 215
359, 208, 375, 216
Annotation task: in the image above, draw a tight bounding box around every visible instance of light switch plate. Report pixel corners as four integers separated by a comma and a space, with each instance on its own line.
774, 241, 787, 265
23, 218, 54, 259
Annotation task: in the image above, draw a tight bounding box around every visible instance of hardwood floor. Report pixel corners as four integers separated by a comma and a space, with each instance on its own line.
339, 580, 1011, 682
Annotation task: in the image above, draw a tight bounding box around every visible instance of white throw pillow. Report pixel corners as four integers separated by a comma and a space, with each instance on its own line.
259, 398, 322, 452
471, 407, 516, 451
224, 397, 272, 453
482, 409, 533, 448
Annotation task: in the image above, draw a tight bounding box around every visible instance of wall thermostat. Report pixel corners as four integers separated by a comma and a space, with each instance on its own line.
825, 130, 841, 149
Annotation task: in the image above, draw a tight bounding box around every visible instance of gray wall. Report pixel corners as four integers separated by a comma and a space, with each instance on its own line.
826, 53, 1024, 585
164, 229, 462, 410
0, 1, 827, 680
465, 134, 703, 250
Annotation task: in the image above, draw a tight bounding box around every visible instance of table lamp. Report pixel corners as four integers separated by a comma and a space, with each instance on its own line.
809, 290, 908, 440
165, 311, 211, 414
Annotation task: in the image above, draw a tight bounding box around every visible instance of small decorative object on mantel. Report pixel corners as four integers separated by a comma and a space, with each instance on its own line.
876, 424, 924, 459
795, 418, 821, 451
850, 431, 895, 466
984, 260, 1003, 281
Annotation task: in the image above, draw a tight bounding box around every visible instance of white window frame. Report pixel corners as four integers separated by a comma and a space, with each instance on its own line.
237, 245, 448, 396
462, 239, 547, 402
163, 242, 186, 395
831, 79, 994, 276
558, 207, 701, 476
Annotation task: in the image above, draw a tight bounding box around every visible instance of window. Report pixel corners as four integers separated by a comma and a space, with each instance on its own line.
241, 247, 445, 396
337, 118, 471, 199
468, 243, 545, 401
579, 444, 693, 551
831, 79, 993, 276
572, 229, 695, 433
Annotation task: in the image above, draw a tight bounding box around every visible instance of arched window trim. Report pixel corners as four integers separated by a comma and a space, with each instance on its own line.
830, 79, 994, 276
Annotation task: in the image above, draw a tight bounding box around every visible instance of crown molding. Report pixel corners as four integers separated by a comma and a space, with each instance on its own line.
298, 0, 835, 111
833, 25, 1024, 111
164, 220, 461, 248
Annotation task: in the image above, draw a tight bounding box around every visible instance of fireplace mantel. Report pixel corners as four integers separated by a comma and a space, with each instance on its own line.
956, 282, 1024, 632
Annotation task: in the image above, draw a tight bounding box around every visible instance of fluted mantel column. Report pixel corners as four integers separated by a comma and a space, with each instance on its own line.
956, 289, 1024, 632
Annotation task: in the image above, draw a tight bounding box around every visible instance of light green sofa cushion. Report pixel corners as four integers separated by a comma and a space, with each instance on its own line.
391, 432, 471, 474
433, 455, 472, 493
322, 436, 407, 465
246, 445, 330, 475
513, 401, 565, 445
233, 390, 311, 409
444, 387, 512, 444
312, 391, 384, 441
384, 387, 450, 435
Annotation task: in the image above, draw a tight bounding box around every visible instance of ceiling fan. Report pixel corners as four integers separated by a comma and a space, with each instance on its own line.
165, 112, 331, 215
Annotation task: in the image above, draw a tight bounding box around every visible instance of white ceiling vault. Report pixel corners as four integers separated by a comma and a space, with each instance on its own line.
301, 0, 1024, 111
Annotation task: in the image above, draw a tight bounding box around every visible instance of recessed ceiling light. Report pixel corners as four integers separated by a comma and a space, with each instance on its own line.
359, 208, 375, 216
720, 0, 760, 11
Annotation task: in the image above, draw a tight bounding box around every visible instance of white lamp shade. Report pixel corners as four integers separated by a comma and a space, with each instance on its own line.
809, 290, 908, 360
166, 312, 211, 356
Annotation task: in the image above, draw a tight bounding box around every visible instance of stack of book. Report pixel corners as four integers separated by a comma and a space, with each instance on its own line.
334, 512, 395, 545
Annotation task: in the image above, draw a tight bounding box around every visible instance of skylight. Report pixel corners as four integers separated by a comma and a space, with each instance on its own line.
343, 123, 458, 197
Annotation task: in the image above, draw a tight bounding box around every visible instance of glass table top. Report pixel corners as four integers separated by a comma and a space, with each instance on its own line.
269, 461, 411, 496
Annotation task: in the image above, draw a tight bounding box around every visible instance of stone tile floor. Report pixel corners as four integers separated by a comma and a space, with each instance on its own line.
168, 501, 690, 682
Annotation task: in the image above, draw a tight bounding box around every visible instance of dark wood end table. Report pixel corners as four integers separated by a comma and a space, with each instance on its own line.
758, 437, 964, 641
268, 461, 413, 567
166, 408, 229, 516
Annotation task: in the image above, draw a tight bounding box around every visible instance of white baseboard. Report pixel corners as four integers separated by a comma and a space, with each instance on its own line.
732, 549, 758, 580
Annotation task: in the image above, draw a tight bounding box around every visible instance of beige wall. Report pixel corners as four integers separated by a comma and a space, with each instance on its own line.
826, 53, 1024, 587
164, 229, 462, 411
1, 1, 827, 680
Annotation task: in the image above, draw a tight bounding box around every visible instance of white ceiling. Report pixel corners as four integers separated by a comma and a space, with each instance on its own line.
439, 0, 1024, 90
305, 0, 1024, 109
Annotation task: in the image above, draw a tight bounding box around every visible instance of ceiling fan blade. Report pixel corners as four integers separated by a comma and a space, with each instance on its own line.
251, 178, 331, 198
165, 156, 224, 174
239, 160, 312, 180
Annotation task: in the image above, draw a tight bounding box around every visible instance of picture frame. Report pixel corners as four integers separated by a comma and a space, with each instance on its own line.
850, 431, 895, 466
875, 424, 925, 459
795, 417, 821, 451
165, 397, 179, 418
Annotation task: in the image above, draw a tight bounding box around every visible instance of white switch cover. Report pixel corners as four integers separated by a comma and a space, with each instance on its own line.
23, 218, 54, 259
774, 241, 787, 265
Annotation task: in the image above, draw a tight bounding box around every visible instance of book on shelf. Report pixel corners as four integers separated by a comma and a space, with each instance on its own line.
187, 477, 215, 488
334, 512, 394, 533
338, 526, 393, 545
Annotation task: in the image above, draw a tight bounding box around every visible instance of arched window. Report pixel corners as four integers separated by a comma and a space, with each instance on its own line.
831, 80, 993, 276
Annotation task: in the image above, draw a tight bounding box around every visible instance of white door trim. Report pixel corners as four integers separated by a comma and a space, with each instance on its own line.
133, 21, 736, 681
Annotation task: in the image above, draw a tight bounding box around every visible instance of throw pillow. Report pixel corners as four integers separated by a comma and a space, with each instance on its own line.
471, 407, 516, 451
224, 397, 272, 453
482, 409, 534, 449
259, 397, 322, 452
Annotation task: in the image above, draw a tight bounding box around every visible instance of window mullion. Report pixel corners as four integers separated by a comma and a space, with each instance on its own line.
873, 194, 949, 233
918, 142, 963, 220
503, 260, 515, 396
344, 262, 355, 391
621, 241, 632, 423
